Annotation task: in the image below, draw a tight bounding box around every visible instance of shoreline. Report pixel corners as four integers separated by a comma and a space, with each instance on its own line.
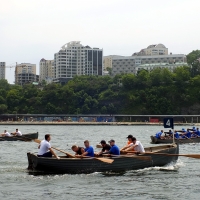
0, 122, 198, 126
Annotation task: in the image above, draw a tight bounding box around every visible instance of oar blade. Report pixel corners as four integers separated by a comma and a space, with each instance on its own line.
34, 139, 41, 144
96, 157, 114, 164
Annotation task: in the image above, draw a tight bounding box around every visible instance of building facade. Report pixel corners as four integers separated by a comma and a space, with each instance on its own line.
111, 54, 187, 76
15, 63, 38, 85
133, 43, 168, 56
0, 62, 6, 79
103, 55, 124, 70
39, 58, 54, 82
54, 41, 103, 81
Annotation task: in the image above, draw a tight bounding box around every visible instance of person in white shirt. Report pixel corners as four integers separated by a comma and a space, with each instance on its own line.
0, 130, 11, 137
121, 137, 145, 153
37, 134, 60, 159
12, 129, 22, 136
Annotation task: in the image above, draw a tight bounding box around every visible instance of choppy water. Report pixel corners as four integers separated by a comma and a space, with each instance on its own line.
0, 125, 200, 200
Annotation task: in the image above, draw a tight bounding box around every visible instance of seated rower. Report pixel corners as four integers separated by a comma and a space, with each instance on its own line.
97, 140, 111, 155
0, 130, 11, 137
76, 140, 94, 157
174, 130, 180, 139
12, 129, 22, 136
122, 137, 145, 154
102, 139, 120, 155
71, 145, 85, 155
37, 134, 60, 159
182, 129, 191, 138
155, 130, 164, 139
127, 134, 134, 145
194, 128, 200, 137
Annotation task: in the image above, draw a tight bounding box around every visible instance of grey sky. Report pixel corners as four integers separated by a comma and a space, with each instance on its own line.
1, 0, 200, 83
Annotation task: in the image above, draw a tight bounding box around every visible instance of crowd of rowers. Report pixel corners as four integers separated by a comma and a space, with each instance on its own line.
0, 129, 22, 137
37, 134, 145, 159
155, 127, 200, 139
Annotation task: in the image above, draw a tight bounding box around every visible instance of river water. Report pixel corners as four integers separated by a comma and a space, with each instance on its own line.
0, 125, 200, 200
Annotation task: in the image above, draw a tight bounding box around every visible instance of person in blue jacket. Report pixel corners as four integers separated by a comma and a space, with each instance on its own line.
155, 130, 164, 139
183, 129, 191, 138
102, 139, 120, 155
76, 140, 94, 157
174, 131, 180, 139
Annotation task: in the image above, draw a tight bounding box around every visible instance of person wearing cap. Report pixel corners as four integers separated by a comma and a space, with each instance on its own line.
193, 127, 200, 137
127, 135, 133, 145
97, 140, 111, 155
102, 139, 120, 155
122, 137, 145, 153
71, 145, 85, 155
182, 128, 191, 138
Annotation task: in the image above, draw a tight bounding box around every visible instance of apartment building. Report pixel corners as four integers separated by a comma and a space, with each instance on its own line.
39, 58, 54, 82
111, 54, 187, 76
0, 62, 6, 79
133, 43, 168, 56
15, 63, 39, 85
54, 41, 103, 82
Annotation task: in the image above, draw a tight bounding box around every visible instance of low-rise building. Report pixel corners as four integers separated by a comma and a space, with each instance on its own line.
111, 54, 187, 75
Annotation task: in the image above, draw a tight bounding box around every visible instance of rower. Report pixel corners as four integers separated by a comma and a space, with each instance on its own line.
37, 134, 60, 159
194, 128, 200, 137
97, 140, 111, 155
174, 130, 180, 139
102, 139, 120, 155
183, 128, 191, 138
122, 137, 145, 154
12, 129, 22, 136
0, 130, 11, 137
127, 134, 133, 145
71, 145, 85, 155
83, 140, 94, 157
155, 130, 164, 139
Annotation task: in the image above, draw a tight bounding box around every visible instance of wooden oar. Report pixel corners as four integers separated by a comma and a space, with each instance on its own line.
83, 156, 114, 164
34, 139, 75, 158
96, 144, 102, 148
124, 151, 200, 159
111, 154, 152, 161
183, 135, 195, 144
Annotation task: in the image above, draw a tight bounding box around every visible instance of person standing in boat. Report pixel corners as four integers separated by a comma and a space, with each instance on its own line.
97, 140, 111, 155
0, 130, 11, 137
71, 145, 85, 155
12, 129, 22, 136
37, 134, 60, 159
122, 137, 145, 154
102, 139, 120, 155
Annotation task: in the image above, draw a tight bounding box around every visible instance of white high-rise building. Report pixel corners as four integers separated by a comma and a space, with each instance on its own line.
54, 41, 103, 82
39, 59, 54, 82
0, 62, 6, 79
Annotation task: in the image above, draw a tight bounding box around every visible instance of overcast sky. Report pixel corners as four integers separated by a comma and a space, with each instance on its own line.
1, 0, 200, 83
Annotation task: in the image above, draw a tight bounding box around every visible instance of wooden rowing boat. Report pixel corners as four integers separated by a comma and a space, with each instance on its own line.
150, 135, 200, 144
27, 143, 179, 174
0, 132, 38, 141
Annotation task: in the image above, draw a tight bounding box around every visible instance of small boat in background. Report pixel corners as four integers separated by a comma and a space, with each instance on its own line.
0, 132, 38, 141
150, 135, 200, 144
27, 143, 179, 174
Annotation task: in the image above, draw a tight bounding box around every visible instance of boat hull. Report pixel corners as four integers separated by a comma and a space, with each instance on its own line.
0, 132, 38, 141
151, 135, 200, 144
27, 144, 179, 174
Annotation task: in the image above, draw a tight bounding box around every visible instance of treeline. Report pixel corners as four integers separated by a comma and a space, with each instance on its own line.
0, 50, 199, 115
0, 66, 199, 115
